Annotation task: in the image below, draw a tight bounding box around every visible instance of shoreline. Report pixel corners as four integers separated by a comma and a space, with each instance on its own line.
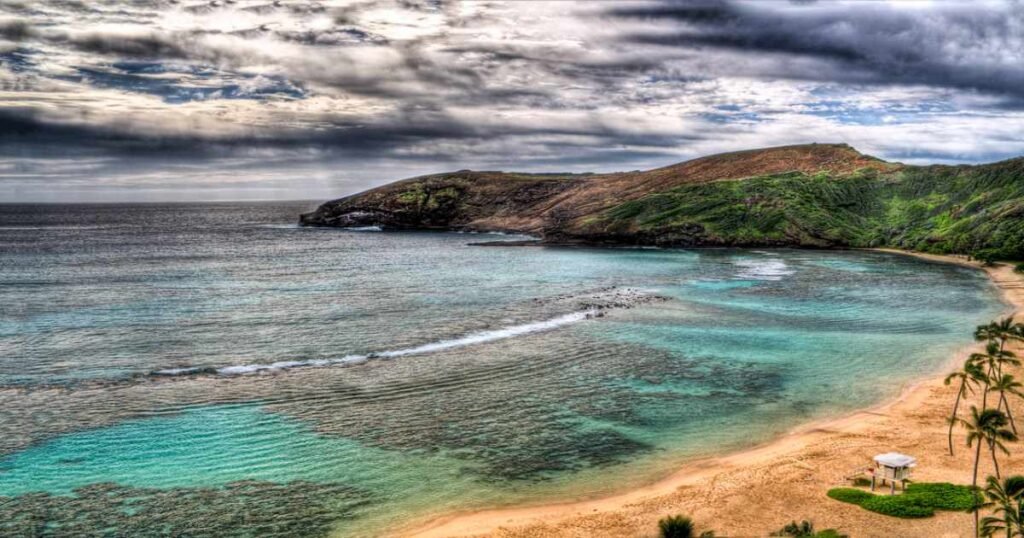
396, 252, 1023, 538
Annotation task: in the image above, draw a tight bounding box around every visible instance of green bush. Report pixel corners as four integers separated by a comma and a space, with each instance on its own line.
903, 482, 980, 511
827, 483, 980, 519
827, 488, 873, 505
1015, 263, 1024, 274
772, 520, 815, 536
658, 515, 694, 538
860, 495, 934, 518
974, 249, 999, 266
771, 520, 847, 537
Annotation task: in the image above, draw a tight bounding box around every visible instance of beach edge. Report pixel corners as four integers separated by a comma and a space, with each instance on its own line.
393, 251, 1023, 538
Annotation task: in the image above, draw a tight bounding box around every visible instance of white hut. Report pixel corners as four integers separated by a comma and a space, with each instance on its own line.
871, 452, 916, 493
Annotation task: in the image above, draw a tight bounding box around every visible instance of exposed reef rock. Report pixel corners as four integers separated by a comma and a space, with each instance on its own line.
302, 143, 1024, 258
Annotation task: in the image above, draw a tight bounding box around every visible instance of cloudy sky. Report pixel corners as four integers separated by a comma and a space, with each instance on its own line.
1, 0, 1023, 202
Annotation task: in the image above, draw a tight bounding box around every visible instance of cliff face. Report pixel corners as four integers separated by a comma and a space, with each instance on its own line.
300, 144, 1024, 258
299, 170, 586, 234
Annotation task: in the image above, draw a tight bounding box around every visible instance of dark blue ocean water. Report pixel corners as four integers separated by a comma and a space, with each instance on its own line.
0, 202, 1004, 536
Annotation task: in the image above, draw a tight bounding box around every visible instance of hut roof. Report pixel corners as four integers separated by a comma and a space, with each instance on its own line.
873, 452, 917, 468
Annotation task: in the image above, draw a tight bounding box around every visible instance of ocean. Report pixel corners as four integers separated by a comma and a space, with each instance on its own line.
0, 202, 1004, 537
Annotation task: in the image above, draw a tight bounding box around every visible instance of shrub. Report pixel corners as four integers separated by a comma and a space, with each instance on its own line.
827, 488, 873, 505
860, 495, 934, 518
771, 520, 847, 537
772, 520, 815, 536
659, 515, 694, 538
826, 483, 980, 519
903, 482, 980, 511
975, 249, 998, 266
1015, 263, 1024, 274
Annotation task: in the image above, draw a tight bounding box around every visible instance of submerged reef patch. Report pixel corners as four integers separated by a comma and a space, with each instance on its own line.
0, 480, 371, 537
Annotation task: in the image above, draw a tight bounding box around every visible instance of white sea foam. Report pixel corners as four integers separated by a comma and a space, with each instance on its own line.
345, 226, 383, 232
153, 310, 595, 377
733, 259, 796, 281
152, 367, 203, 376
255, 224, 302, 229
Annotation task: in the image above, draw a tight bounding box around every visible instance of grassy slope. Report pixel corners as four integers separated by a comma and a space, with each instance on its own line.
583, 158, 1024, 258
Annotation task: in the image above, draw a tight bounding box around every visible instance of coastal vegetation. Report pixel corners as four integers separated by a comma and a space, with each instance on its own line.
830, 314, 1024, 536
962, 406, 1017, 482
657, 515, 714, 538
592, 164, 1024, 258
770, 520, 847, 537
934, 315, 1024, 535
946, 360, 987, 455
301, 144, 1024, 260
980, 475, 1024, 537
827, 483, 980, 518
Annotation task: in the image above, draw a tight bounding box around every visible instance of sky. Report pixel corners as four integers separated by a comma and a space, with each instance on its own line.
1, 0, 1023, 202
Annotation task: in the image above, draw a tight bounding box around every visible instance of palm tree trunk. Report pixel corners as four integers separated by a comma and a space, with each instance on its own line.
992, 439, 1002, 478
951, 384, 965, 455
1001, 392, 1019, 434
975, 440, 983, 538
984, 365, 993, 410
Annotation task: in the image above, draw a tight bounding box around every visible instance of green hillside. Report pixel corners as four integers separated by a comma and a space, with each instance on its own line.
586, 160, 1024, 258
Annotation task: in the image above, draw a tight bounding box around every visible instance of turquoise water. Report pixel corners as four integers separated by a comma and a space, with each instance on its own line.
0, 203, 1005, 537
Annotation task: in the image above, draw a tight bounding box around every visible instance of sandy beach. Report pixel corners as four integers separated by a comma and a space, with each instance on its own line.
399, 253, 1024, 538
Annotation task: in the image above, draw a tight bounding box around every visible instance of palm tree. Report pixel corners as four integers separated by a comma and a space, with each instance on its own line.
981, 475, 1024, 538
947, 361, 988, 455
976, 317, 1024, 356
963, 407, 1018, 535
991, 372, 1024, 434
658, 515, 694, 538
970, 342, 1020, 408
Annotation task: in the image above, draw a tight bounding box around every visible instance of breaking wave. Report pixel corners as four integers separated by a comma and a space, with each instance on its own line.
734, 259, 796, 281
153, 310, 597, 377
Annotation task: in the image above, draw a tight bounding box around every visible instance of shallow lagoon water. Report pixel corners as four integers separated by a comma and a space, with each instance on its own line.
0, 202, 1004, 536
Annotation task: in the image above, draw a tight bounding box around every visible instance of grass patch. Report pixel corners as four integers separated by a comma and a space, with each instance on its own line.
827, 483, 980, 519
827, 488, 873, 504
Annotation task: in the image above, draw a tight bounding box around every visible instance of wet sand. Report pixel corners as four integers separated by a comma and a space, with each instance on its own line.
397, 253, 1024, 538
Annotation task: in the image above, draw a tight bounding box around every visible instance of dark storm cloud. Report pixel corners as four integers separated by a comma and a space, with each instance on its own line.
610, 1, 1024, 101
0, 20, 194, 60
67, 32, 191, 59
0, 19, 33, 41
0, 104, 700, 163
271, 27, 388, 46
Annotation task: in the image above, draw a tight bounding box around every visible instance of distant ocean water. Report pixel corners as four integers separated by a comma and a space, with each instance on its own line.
0, 202, 1004, 537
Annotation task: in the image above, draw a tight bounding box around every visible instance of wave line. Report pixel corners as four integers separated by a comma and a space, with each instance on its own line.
153, 310, 597, 377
